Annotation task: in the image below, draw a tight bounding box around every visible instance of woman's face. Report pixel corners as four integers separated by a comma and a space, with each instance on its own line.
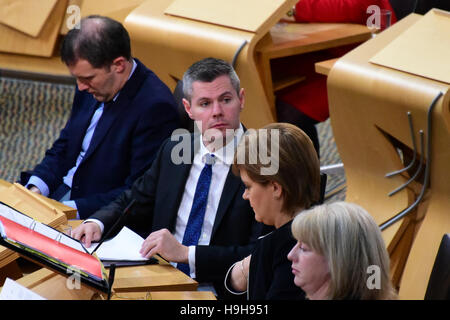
287, 241, 330, 299
240, 169, 278, 226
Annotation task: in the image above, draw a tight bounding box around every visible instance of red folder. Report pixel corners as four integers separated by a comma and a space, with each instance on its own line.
0, 216, 103, 280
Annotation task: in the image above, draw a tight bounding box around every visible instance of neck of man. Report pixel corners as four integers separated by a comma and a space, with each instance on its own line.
107, 58, 134, 103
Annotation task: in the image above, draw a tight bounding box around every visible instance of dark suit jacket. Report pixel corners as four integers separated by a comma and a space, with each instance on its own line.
248, 220, 306, 300
21, 59, 179, 219
90, 133, 266, 299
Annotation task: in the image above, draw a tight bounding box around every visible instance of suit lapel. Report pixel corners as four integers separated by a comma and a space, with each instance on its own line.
211, 125, 247, 237
82, 100, 123, 161
153, 134, 199, 232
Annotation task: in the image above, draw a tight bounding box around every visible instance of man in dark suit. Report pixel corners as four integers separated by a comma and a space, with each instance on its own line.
72, 58, 266, 299
20, 15, 179, 219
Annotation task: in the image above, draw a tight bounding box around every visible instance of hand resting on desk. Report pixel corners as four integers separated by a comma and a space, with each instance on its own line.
73, 224, 189, 263
72, 222, 102, 248
140, 228, 189, 263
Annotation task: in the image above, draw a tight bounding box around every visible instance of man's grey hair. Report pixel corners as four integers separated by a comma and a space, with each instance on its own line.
182, 57, 240, 101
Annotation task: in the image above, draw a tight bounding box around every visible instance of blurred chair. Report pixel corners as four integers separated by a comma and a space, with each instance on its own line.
425, 234, 450, 300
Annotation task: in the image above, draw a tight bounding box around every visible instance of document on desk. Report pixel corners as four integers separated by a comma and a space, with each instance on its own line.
0, 278, 46, 300
86, 226, 150, 263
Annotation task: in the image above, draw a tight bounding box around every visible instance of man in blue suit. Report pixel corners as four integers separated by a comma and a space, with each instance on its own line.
20, 15, 179, 219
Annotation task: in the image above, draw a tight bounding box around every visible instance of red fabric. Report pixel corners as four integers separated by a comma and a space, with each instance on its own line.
275, 45, 358, 122
279, 74, 330, 122
277, 1, 397, 122
294, 0, 397, 24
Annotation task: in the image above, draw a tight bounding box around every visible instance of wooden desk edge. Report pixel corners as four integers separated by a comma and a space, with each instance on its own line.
315, 57, 339, 76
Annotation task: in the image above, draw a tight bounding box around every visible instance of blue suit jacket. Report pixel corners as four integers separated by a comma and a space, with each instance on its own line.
21, 59, 179, 219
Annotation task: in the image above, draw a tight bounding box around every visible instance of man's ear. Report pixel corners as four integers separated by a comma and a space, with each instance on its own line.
111, 57, 127, 73
239, 88, 245, 111
182, 98, 195, 120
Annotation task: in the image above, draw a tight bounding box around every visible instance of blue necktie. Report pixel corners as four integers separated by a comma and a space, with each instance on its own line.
177, 154, 215, 276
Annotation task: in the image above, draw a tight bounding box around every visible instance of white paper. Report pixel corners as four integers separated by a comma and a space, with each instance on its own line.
87, 226, 148, 261
0, 278, 46, 300
0, 203, 33, 228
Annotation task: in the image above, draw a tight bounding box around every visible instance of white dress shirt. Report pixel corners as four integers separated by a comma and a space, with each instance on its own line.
174, 124, 244, 278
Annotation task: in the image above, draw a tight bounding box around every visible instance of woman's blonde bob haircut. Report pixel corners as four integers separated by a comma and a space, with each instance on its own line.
291, 202, 397, 300
232, 123, 320, 215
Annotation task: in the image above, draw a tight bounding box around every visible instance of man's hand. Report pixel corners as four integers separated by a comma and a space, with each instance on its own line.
139, 228, 188, 263
71, 222, 102, 248
29, 186, 42, 195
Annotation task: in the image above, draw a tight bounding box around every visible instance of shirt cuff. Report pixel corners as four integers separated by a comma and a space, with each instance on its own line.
26, 176, 50, 197
188, 245, 196, 278
83, 218, 104, 234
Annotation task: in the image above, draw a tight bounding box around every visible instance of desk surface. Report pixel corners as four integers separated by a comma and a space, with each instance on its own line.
315, 57, 339, 76
0, 179, 77, 219
257, 22, 371, 58
110, 290, 216, 300
12, 258, 199, 299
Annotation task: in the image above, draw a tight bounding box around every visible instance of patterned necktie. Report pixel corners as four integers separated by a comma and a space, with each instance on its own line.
177, 154, 215, 276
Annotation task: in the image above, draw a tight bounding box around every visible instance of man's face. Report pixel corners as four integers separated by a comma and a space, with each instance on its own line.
68, 58, 120, 102
183, 75, 244, 141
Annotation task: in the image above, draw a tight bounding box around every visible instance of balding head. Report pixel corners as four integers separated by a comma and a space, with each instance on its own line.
61, 15, 131, 68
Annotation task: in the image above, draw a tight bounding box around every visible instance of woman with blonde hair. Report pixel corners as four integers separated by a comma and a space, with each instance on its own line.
225, 122, 320, 299
288, 201, 397, 300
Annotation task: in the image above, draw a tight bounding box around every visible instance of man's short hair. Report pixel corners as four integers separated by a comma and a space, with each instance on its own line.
182, 58, 240, 101
61, 15, 131, 68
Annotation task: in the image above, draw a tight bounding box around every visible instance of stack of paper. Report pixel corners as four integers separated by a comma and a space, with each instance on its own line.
86, 227, 157, 267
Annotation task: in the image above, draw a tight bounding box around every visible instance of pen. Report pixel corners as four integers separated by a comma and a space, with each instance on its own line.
90, 199, 136, 255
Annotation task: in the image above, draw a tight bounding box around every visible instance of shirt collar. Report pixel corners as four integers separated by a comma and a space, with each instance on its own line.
199, 124, 244, 165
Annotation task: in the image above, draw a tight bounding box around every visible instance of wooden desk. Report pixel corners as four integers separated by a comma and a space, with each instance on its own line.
0, 179, 78, 220
255, 22, 371, 113
111, 290, 216, 300
327, 13, 450, 298
11, 257, 198, 299
112, 258, 198, 293
315, 57, 339, 76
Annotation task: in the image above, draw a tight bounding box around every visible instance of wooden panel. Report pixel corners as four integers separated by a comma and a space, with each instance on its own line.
165, 0, 289, 33
0, 183, 67, 227
0, 0, 68, 57
0, 180, 76, 220
111, 290, 216, 300
0, 52, 71, 81
371, 9, 450, 85
0, 0, 57, 37
80, 0, 146, 22
327, 13, 450, 299
315, 57, 339, 76
12, 268, 96, 300
60, 0, 147, 34
256, 22, 371, 59
112, 263, 198, 293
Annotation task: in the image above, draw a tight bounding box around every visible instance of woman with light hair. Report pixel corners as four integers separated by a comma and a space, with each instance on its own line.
224, 122, 320, 299
288, 201, 397, 300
